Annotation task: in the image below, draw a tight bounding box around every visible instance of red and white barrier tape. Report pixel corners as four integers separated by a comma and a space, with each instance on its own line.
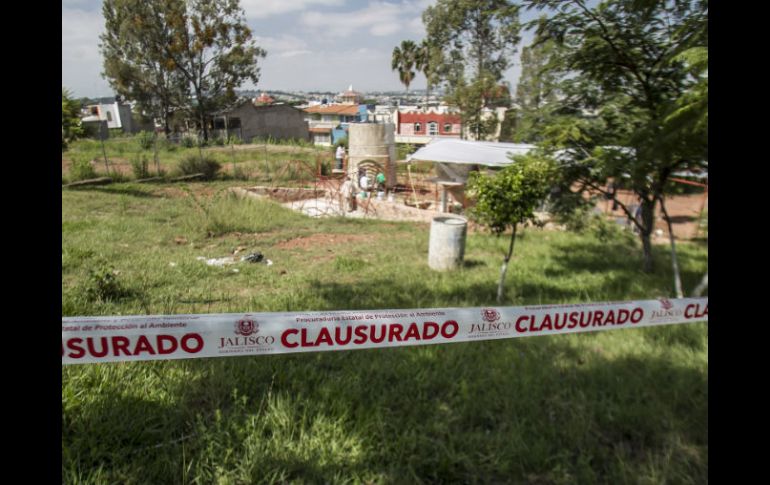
62, 297, 708, 365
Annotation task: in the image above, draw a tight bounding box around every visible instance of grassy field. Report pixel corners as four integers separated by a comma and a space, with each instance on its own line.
62, 135, 334, 184
62, 181, 708, 484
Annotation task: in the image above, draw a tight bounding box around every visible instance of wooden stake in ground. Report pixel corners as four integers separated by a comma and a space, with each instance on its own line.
100, 129, 110, 175
407, 164, 419, 206
231, 143, 236, 177
153, 133, 160, 175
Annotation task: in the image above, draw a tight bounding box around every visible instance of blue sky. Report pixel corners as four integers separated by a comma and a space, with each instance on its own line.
62, 0, 540, 98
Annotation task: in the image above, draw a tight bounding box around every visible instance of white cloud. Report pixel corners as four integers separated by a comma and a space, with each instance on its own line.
241, 0, 345, 19
254, 34, 309, 53
277, 50, 313, 58
299, 1, 425, 39
62, 7, 113, 96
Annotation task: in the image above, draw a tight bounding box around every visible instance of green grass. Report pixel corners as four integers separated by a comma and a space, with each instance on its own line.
62, 181, 708, 484
63, 135, 334, 184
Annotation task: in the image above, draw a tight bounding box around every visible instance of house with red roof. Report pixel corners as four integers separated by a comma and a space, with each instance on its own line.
395, 110, 462, 143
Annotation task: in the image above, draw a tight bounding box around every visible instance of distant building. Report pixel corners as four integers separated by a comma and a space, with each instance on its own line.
212, 101, 309, 143
81, 100, 136, 134
338, 85, 362, 105
463, 107, 508, 141
254, 92, 275, 105
395, 110, 462, 144
303, 103, 367, 146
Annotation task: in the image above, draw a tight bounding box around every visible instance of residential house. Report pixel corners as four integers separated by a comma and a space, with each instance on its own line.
303, 103, 368, 146
395, 110, 462, 144
81, 100, 137, 134
211, 101, 310, 143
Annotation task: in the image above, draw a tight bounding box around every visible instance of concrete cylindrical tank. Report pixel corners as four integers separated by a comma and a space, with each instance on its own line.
428, 216, 468, 271
348, 123, 396, 187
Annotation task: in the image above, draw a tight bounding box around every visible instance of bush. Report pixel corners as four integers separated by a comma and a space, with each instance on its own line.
555, 203, 594, 232
69, 157, 97, 181
232, 164, 249, 180
137, 131, 155, 150
181, 136, 196, 148
588, 213, 636, 245
213, 136, 225, 146
227, 134, 243, 145
83, 263, 124, 302
178, 154, 222, 180
131, 154, 150, 179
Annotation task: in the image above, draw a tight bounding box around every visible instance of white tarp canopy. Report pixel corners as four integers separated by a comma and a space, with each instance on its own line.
407, 139, 537, 167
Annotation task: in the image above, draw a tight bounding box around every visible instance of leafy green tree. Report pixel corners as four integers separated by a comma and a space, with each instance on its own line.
391, 40, 419, 100
423, 0, 521, 138
101, 0, 266, 141
508, 32, 563, 142
525, 0, 708, 274
62, 88, 84, 150
101, 0, 189, 136
467, 156, 553, 303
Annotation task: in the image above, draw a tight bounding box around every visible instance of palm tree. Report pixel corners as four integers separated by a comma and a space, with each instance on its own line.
415, 40, 439, 111
391, 40, 418, 103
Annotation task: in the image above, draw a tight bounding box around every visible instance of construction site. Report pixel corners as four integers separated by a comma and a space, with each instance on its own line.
229, 123, 708, 241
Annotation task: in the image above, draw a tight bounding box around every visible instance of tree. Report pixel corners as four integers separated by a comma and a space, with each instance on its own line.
423, 0, 521, 138
101, 0, 189, 136
467, 156, 553, 303
414, 39, 443, 109
508, 30, 563, 143
62, 88, 84, 150
525, 0, 708, 274
391, 40, 419, 100
102, 0, 266, 141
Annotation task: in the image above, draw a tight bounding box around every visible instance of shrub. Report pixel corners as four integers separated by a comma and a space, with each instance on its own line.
137, 131, 155, 150
227, 134, 243, 145
181, 136, 196, 148
232, 164, 249, 180
131, 154, 150, 179
589, 213, 636, 245
69, 157, 97, 181
178, 154, 222, 180
213, 136, 225, 146
83, 263, 124, 302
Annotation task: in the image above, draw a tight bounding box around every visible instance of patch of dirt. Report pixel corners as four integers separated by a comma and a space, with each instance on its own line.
275, 233, 376, 250
598, 189, 708, 241
62, 156, 135, 177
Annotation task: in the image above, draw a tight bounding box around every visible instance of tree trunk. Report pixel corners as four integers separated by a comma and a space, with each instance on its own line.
693, 272, 708, 297
195, 88, 208, 142
639, 197, 656, 273
497, 224, 517, 304
163, 111, 171, 137
658, 196, 683, 298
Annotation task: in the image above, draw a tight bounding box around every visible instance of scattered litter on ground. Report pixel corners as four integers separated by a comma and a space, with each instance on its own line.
242, 252, 264, 263
196, 252, 273, 267
196, 256, 239, 267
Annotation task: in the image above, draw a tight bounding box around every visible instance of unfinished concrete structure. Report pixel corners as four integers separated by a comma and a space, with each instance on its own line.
347, 123, 396, 188
212, 102, 310, 142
